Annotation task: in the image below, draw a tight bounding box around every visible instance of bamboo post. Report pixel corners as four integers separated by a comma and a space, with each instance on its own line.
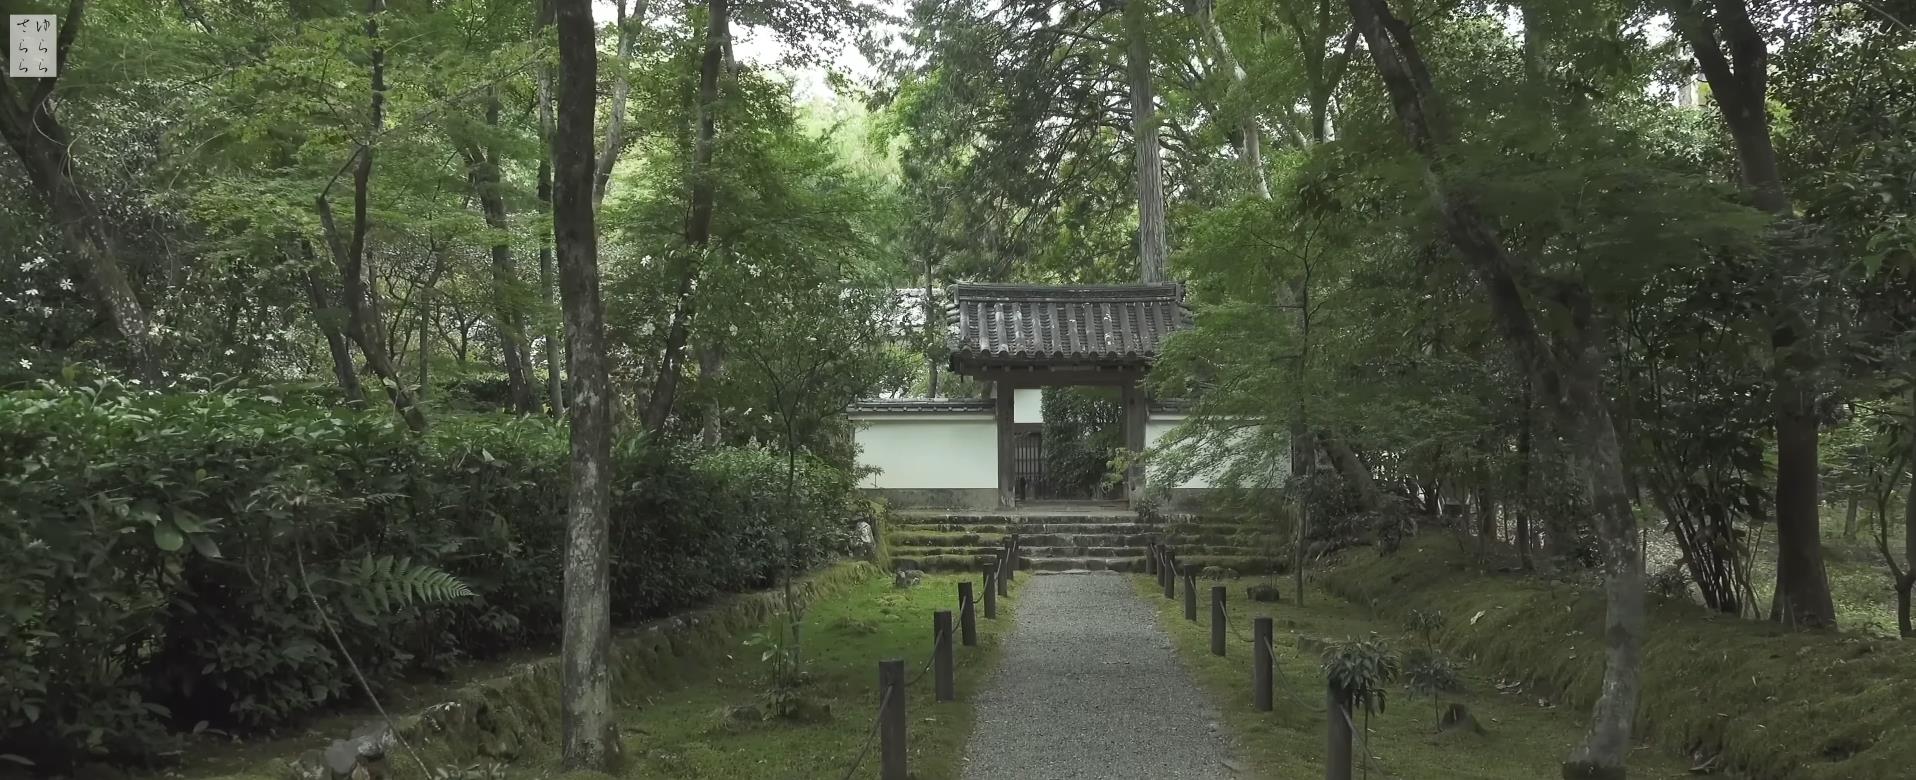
982, 562, 998, 619
1211, 586, 1226, 656
958, 582, 978, 647
1253, 616, 1273, 712
879, 659, 906, 780
934, 610, 955, 702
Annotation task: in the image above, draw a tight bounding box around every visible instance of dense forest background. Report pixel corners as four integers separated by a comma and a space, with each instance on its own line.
2, 0, 1913, 774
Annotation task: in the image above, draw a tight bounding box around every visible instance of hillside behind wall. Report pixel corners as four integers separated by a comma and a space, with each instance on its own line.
1320, 539, 1916, 780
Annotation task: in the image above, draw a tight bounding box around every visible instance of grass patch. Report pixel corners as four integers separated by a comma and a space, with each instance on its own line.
1322, 536, 1916, 779
612, 572, 1022, 779
1135, 574, 1696, 779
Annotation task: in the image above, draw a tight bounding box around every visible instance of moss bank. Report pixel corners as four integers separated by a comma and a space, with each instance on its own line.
173, 562, 883, 780
1321, 538, 1916, 779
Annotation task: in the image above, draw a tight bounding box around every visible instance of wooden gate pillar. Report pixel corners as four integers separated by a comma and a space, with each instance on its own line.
1121, 377, 1147, 503
996, 382, 1016, 508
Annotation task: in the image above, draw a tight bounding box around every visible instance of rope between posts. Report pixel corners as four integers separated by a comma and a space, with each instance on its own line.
837, 623, 951, 779
838, 683, 897, 780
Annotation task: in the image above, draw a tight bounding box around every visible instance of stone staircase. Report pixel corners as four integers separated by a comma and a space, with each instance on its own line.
886, 503, 1286, 575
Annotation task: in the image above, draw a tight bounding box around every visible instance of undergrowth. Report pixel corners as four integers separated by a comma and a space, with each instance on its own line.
1321, 536, 1916, 779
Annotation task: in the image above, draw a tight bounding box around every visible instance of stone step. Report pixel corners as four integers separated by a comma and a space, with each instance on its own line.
1015, 532, 1155, 548
888, 531, 1006, 547
1021, 556, 1147, 573
1019, 545, 1149, 558
892, 554, 997, 572
888, 546, 1005, 558
1010, 522, 1158, 534
891, 522, 1010, 534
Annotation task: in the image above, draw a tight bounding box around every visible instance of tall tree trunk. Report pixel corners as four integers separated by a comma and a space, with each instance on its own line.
537, 2, 566, 416
923, 255, 940, 397
1668, 0, 1834, 629
1195, 0, 1268, 198
593, 0, 646, 210
643, 0, 728, 433
1518, 379, 1534, 569
418, 283, 431, 400
1902, 386, 1915, 637
1844, 495, 1860, 539
698, 343, 723, 447
1124, 0, 1169, 283
317, 0, 426, 433
297, 239, 366, 405
552, 0, 616, 768
1316, 429, 1385, 512
457, 91, 540, 415
1342, 2, 1642, 776
539, 157, 565, 414
0, 1, 160, 382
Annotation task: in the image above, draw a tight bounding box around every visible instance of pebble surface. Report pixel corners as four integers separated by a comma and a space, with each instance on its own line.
960, 573, 1241, 779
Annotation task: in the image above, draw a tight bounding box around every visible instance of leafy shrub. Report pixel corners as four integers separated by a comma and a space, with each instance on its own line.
0, 383, 862, 768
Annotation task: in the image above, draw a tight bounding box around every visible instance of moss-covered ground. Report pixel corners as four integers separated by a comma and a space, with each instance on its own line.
608, 572, 1020, 779
165, 564, 1016, 780
1133, 574, 1695, 779
1320, 536, 1916, 779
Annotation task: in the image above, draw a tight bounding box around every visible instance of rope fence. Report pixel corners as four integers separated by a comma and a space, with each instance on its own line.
1148, 539, 1366, 780
839, 534, 1016, 780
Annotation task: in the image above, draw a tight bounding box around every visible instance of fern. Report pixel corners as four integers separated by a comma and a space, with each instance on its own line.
337, 555, 474, 623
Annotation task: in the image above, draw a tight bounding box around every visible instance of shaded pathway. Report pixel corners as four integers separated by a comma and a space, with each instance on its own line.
961, 573, 1241, 779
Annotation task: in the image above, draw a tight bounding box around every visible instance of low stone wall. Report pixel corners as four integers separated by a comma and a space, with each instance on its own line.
211, 562, 881, 780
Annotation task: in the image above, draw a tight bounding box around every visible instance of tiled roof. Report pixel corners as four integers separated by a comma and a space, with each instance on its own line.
847, 398, 994, 414
946, 283, 1192, 370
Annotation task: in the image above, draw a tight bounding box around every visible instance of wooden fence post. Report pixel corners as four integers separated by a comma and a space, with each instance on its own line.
1326, 682, 1353, 780
1146, 542, 1158, 575
1163, 555, 1176, 599
1006, 534, 1018, 581
982, 563, 998, 619
934, 610, 955, 702
958, 582, 978, 647
996, 552, 1009, 597
1210, 586, 1226, 656
1253, 616, 1273, 712
1183, 567, 1197, 621
879, 659, 906, 780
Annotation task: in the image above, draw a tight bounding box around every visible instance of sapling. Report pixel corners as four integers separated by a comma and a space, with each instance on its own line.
1403, 609, 1466, 730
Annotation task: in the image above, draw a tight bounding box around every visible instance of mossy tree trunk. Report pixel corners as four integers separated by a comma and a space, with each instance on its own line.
1125, 0, 1168, 283
1341, 2, 1644, 777
1666, 0, 1835, 630
552, 0, 616, 767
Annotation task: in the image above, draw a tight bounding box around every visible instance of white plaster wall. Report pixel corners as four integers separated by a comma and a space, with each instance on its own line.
1012, 388, 1044, 424
1145, 414, 1210, 489
852, 414, 998, 489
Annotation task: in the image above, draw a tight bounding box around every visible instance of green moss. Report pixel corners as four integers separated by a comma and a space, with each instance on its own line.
171, 563, 885, 780
1138, 573, 1696, 779
612, 572, 1026, 779
1320, 538, 1916, 779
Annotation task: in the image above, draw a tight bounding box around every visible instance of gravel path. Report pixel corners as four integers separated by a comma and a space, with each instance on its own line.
960, 573, 1242, 779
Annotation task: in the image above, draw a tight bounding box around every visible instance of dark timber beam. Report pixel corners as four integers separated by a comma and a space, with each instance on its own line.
996, 382, 1016, 509
1121, 379, 1148, 503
